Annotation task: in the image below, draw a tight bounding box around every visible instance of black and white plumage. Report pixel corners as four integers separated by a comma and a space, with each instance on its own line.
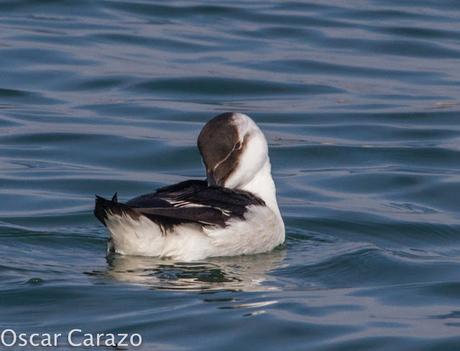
94, 112, 285, 261
95, 180, 265, 231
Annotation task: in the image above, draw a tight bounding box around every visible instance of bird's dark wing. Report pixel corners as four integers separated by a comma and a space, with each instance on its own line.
94, 179, 265, 232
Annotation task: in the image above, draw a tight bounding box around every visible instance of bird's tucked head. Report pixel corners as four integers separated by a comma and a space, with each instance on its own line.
198, 112, 269, 189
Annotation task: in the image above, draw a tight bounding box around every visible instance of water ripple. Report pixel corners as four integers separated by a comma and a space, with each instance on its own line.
0, 0, 460, 350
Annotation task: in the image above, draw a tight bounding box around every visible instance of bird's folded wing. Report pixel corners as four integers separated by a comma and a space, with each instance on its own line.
137, 206, 228, 227
96, 179, 265, 230
131, 179, 264, 224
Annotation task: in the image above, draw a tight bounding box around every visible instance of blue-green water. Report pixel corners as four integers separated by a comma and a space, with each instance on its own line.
1, 0, 460, 350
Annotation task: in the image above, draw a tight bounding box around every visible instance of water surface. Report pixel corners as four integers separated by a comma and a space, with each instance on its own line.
1, 0, 460, 350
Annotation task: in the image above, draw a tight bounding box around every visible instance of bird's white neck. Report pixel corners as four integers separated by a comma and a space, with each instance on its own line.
239, 160, 282, 220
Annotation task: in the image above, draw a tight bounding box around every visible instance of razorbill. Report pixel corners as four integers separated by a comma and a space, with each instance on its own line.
94, 112, 285, 261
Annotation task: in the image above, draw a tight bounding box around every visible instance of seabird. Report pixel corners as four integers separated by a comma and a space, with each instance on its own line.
94, 112, 285, 261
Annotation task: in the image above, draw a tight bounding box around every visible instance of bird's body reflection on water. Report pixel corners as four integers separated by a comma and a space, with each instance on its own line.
102, 250, 286, 292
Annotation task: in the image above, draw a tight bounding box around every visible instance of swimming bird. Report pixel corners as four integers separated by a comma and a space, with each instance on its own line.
94, 112, 285, 261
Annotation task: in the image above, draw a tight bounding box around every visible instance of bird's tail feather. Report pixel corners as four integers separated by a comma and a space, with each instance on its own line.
94, 194, 138, 226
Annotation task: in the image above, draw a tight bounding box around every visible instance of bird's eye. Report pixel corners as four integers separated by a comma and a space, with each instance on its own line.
235, 141, 242, 149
